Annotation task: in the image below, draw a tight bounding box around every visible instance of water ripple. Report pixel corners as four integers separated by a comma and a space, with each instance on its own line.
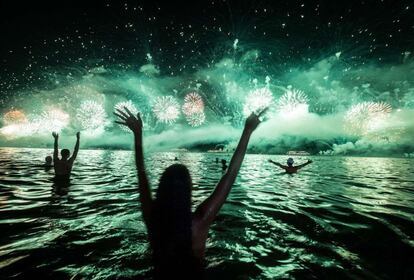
0, 148, 413, 279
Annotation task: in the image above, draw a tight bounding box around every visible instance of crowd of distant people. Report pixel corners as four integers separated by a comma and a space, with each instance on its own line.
44, 107, 312, 279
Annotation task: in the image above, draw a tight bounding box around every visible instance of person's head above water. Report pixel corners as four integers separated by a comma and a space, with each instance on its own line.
156, 163, 192, 204
61, 149, 70, 159
221, 159, 227, 165
45, 156, 52, 165
152, 164, 193, 270
287, 157, 294, 167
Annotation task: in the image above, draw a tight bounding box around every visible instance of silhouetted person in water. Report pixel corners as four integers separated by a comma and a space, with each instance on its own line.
45, 156, 53, 166
268, 157, 312, 174
44, 155, 53, 171
114, 107, 266, 279
52, 132, 80, 182
34, 155, 53, 171
221, 159, 228, 171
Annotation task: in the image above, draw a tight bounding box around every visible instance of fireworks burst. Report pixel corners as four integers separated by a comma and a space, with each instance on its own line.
276, 88, 309, 117
3, 110, 28, 125
114, 100, 139, 131
186, 112, 206, 127
344, 102, 392, 137
243, 87, 273, 117
152, 96, 180, 124
182, 92, 206, 126
182, 92, 205, 116
76, 100, 107, 132
41, 108, 70, 132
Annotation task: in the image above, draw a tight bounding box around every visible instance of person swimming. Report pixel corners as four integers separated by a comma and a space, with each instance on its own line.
44, 155, 53, 171
268, 157, 312, 174
52, 131, 80, 182
114, 107, 265, 279
33, 155, 53, 171
221, 159, 228, 170
45, 155, 53, 167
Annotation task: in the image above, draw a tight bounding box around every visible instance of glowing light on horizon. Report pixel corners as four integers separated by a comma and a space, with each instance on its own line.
1, 112, 44, 137
152, 96, 180, 124
243, 87, 273, 117
0, 124, 31, 138
276, 88, 309, 117
76, 100, 107, 134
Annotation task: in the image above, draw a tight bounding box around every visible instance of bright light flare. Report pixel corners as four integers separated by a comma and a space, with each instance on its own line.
76, 100, 107, 134
243, 87, 273, 117
152, 96, 180, 124
276, 88, 309, 118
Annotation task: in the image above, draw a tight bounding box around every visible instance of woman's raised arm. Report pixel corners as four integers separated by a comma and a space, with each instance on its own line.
194, 110, 266, 226
114, 108, 153, 227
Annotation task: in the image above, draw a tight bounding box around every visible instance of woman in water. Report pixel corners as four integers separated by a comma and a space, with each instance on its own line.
114, 107, 265, 279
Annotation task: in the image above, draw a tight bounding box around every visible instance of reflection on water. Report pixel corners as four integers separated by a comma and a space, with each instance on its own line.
0, 148, 413, 279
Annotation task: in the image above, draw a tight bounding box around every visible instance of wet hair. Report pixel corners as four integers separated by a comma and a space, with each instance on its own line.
45, 156, 52, 164
61, 149, 70, 159
151, 164, 194, 278
221, 159, 227, 165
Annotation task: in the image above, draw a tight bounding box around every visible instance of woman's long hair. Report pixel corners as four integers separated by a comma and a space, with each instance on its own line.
150, 164, 194, 278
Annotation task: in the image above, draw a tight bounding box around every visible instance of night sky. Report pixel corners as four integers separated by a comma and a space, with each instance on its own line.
1, 0, 414, 154
1, 0, 413, 92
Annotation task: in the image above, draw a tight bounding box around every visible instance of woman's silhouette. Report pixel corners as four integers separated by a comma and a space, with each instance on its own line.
114, 107, 265, 279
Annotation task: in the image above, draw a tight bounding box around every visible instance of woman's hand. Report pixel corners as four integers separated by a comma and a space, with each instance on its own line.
114, 107, 143, 135
52, 132, 59, 139
244, 108, 267, 132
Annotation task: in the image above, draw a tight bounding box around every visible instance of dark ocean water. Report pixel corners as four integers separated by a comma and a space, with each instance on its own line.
1, 148, 413, 279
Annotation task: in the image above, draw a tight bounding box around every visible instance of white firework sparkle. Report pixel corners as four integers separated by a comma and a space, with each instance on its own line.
76, 100, 107, 132
344, 101, 392, 137
186, 112, 206, 127
41, 108, 70, 133
243, 87, 273, 117
152, 96, 180, 124
276, 88, 309, 117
